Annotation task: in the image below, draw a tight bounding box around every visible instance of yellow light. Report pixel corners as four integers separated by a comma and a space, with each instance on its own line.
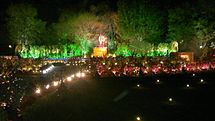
53, 81, 58, 86
115, 62, 117, 65
156, 79, 160, 83
71, 74, 75, 78
67, 77, 72, 81
1, 102, 7, 107
160, 61, 163, 64
45, 84, 50, 89
200, 79, 204, 83
136, 116, 141, 120
137, 84, 140, 87
81, 72, 85, 77
76, 72, 81, 78
169, 98, 173, 102
35, 88, 41, 94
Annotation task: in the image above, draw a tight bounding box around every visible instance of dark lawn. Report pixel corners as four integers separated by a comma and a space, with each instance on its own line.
22, 72, 215, 121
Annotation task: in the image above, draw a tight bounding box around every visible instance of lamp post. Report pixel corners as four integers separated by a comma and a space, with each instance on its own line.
8, 44, 15, 56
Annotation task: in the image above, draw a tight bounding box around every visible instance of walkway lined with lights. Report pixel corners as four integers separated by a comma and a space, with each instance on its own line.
27, 70, 213, 121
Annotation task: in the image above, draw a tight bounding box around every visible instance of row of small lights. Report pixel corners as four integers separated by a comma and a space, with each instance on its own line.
42, 65, 55, 74
35, 72, 86, 94
34, 72, 204, 121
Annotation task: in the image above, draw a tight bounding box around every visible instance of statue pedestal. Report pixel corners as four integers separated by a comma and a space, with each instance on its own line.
93, 47, 107, 57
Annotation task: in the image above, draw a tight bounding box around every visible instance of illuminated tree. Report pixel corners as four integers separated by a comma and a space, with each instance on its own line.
115, 43, 132, 57
55, 12, 109, 52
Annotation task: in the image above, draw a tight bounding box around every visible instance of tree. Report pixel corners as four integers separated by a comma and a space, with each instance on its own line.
55, 12, 109, 52
167, 0, 215, 58
118, 0, 165, 45
167, 7, 195, 51
6, 4, 46, 45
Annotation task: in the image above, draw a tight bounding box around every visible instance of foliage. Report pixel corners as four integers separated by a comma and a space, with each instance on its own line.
6, 4, 46, 45
118, 0, 165, 44
114, 43, 132, 57
17, 44, 82, 58
0, 108, 7, 121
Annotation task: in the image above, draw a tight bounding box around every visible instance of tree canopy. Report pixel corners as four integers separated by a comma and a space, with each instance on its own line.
6, 4, 46, 45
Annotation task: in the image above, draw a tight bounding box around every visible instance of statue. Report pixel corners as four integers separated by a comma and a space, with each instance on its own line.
98, 34, 107, 47
171, 41, 178, 52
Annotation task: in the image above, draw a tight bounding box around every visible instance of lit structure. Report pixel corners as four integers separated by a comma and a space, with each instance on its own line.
93, 47, 107, 57
92, 34, 108, 57
170, 52, 194, 62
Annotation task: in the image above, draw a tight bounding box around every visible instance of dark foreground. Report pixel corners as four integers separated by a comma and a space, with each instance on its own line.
21, 72, 214, 121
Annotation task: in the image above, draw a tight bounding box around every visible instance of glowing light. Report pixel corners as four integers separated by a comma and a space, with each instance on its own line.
67, 77, 72, 81
42, 65, 54, 74
156, 79, 160, 83
35, 88, 41, 94
1, 102, 7, 107
45, 84, 50, 89
115, 62, 117, 65
42, 70, 47, 74
169, 98, 173, 102
192, 73, 195, 77
136, 116, 141, 121
9, 45, 12, 48
71, 74, 75, 78
81, 72, 85, 77
53, 81, 59, 86
76, 72, 81, 78
186, 84, 190, 88
137, 84, 140, 87
200, 79, 204, 83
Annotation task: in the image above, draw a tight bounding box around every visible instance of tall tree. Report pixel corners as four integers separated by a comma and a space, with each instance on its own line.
6, 4, 46, 45
55, 11, 109, 52
118, 0, 165, 44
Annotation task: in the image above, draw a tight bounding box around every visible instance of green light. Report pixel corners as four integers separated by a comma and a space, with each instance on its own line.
16, 41, 177, 58
114, 44, 133, 57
